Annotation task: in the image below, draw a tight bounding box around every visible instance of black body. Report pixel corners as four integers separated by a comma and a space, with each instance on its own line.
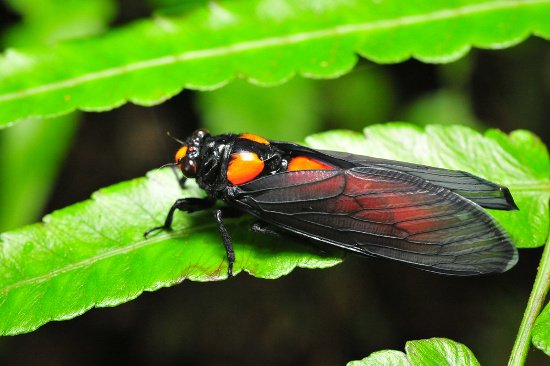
145, 130, 519, 277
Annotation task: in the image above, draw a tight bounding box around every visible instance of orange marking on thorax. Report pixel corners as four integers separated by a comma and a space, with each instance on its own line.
288, 156, 334, 171
239, 133, 270, 145
227, 152, 265, 185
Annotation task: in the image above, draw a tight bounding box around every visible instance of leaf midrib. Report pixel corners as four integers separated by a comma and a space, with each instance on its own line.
509, 181, 550, 192
0, 221, 222, 295
1, 0, 546, 102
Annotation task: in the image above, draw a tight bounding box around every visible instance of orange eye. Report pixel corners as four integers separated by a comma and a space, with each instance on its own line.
239, 133, 270, 145
227, 152, 265, 185
288, 156, 333, 171
175, 146, 188, 166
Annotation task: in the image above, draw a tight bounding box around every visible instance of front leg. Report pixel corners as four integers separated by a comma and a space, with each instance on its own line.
214, 208, 236, 277
144, 197, 215, 238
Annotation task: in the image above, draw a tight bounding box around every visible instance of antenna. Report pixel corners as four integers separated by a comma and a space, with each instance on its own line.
166, 131, 186, 145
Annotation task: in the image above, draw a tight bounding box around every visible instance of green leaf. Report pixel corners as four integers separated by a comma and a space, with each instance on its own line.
0, 124, 547, 335
0, 169, 342, 335
347, 338, 479, 366
406, 338, 480, 366
1, 0, 550, 127
532, 301, 550, 356
306, 124, 550, 248
347, 350, 410, 366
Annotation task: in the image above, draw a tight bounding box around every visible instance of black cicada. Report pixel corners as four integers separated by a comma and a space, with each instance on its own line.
145, 129, 518, 276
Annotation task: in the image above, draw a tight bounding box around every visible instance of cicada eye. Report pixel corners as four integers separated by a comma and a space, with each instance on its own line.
182, 157, 197, 178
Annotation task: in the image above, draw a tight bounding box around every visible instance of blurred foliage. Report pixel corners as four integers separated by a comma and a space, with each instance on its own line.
199, 64, 396, 140
319, 66, 395, 131
401, 90, 483, 128
1, 0, 115, 46
147, 0, 208, 15
0, 116, 78, 231
0, 0, 116, 231
198, 77, 320, 141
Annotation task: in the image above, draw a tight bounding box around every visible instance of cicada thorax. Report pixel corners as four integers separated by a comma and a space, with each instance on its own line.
225, 133, 338, 187
184, 133, 278, 197
177, 131, 341, 199
225, 134, 281, 186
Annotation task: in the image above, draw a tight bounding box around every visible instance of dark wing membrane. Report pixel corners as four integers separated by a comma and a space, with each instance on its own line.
320, 150, 518, 211
271, 142, 517, 211
231, 167, 518, 275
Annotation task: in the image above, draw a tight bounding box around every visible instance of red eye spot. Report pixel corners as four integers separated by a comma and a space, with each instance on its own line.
182, 157, 197, 178
175, 146, 188, 166
227, 152, 265, 185
288, 156, 334, 171
239, 133, 270, 145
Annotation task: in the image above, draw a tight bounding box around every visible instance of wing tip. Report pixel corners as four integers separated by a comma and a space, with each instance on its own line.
500, 186, 519, 211
443, 240, 518, 276
502, 245, 519, 272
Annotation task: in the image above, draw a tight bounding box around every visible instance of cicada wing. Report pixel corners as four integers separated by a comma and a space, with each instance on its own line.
319, 150, 518, 211
232, 167, 518, 275
271, 142, 517, 211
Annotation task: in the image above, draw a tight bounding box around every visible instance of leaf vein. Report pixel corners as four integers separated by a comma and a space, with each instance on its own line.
0, 223, 217, 296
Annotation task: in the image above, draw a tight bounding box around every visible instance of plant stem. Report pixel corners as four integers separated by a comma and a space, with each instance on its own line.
508, 232, 550, 366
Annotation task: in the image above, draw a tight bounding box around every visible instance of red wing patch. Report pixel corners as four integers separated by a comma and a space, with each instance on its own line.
233, 166, 517, 275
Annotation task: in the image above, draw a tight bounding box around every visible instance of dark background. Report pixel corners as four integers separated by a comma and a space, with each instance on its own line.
0, 2, 549, 365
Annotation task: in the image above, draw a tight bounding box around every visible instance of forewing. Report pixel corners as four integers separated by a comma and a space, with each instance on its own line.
232, 167, 518, 275
319, 150, 517, 211
270, 142, 516, 210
